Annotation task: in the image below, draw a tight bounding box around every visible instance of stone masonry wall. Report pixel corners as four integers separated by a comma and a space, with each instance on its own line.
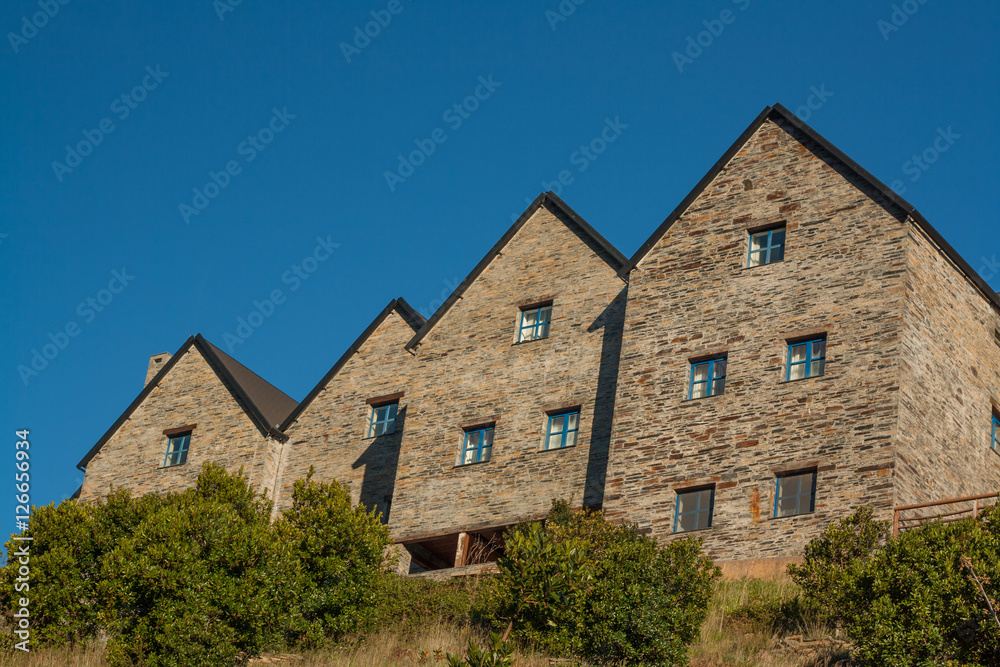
79, 348, 276, 501
275, 308, 418, 520
894, 225, 1000, 504
604, 117, 909, 563
386, 205, 625, 541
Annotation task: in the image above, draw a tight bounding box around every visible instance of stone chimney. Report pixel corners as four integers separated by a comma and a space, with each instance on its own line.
146, 352, 172, 385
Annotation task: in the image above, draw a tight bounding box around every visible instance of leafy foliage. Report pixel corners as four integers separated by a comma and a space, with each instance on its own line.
445, 632, 515, 667
0, 487, 159, 648
479, 500, 720, 666
99, 463, 291, 666
0, 464, 393, 665
787, 505, 888, 625
845, 505, 1000, 666
274, 468, 391, 647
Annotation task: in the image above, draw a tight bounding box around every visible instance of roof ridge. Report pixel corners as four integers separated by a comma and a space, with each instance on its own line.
279, 299, 415, 431
620, 104, 1000, 311
404, 192, 626, 351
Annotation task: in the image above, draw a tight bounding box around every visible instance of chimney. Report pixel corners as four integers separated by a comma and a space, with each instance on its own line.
146, 352, 172, 385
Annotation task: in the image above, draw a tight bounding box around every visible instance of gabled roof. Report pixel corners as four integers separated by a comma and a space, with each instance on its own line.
405, 191, 627, 351
621, 104, 1000, 311
279, 298, 425, 432
77, 335, 298, 470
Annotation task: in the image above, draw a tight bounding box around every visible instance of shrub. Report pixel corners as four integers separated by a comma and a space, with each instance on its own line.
374, 574, 481, 636
846, 505, 1000, 666
99, 463, 291, 666
0, 487, 160, 648
480, 501, 720, 666
787, 505, 888, 626
274, 468, 391, 647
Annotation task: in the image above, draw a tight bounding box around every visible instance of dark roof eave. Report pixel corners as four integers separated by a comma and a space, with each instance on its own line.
279, 298, 414, 431
619, 104, 1000, 312
405, 192, 626, 351
76, 336, 197, 470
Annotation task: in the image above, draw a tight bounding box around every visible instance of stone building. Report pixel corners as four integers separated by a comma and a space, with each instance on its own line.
77, 104, 1000, 575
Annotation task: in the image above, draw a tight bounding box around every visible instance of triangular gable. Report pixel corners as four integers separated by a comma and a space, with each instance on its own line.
279, 298, 425, 432
621, 104, 1000, 311
405, 191, 627, 351
77, 335, 297, 470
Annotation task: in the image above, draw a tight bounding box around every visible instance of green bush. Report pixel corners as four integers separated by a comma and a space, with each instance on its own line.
0, 487, 159, 648
374, 573, 481, 636
99, 463, 292, 666
274, 469, 391, 647
479, 501, 720, 666
846, 505, 1000, 666
787, 505, 888, 626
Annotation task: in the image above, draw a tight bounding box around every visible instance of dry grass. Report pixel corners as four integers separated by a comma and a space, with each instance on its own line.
0, 576, 854, 667
689, 576, 853, 667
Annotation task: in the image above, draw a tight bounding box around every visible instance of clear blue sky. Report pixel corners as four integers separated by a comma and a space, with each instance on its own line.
2, 1, 998, 539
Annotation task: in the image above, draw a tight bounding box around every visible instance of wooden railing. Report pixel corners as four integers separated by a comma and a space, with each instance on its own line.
893, 492, 998, 537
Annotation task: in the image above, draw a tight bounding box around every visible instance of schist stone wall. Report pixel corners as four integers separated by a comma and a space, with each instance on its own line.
387, 206, 625, 543
894, 225, 1000, 505
276, 306, 420, 520
79, 348, 279, 501
77, 106, 1000, 571
603, 117, 911, 564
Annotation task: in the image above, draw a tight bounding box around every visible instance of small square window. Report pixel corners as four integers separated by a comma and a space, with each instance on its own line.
163, 432, 191, 467
690, 357, 727, 399
544, 409, 579, 450
674, 486, 714, 533
748, 226, 786, 267
461, 425, 494, 465
774, 470, 816, 518
787, 337, 826, 381
992, 414, 1000, 451
517, 304, 552, 342
368, 402, 398, 437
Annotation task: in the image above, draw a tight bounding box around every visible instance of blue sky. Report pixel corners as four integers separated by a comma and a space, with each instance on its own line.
2, 0, 998, 540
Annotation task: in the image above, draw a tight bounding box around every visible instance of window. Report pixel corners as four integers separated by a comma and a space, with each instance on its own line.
674, 486, 714, 533
545, 409, 579, 450
992, 414, 1000, 451
774, 470, 816, 518
690, 357, 727, 399
517, 304, 552, 342
163, 432, 191, 467
747, 226, 786, 267
368, 402, 398, 437
461, 425, 494, 465
787, 337, 826, 381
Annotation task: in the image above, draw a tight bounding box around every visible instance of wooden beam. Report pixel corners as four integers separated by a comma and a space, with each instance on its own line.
454, 532, 470, 568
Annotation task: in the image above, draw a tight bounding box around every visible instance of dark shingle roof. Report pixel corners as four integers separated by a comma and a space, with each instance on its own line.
77, 335, 297, 470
